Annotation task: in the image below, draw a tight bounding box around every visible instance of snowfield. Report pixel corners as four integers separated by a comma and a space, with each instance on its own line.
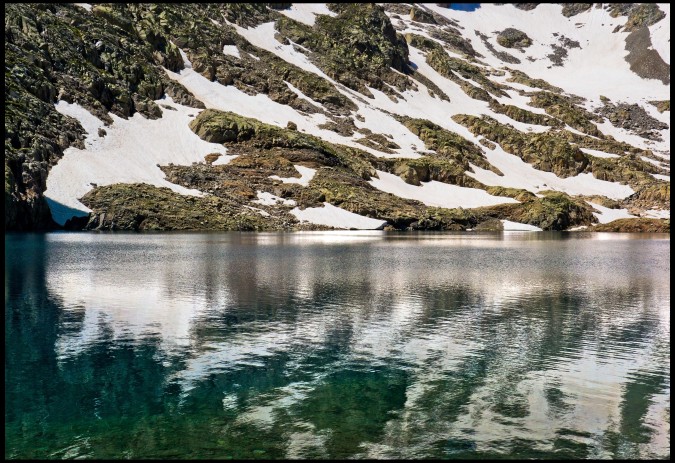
42, 3, 669, 229
47, 98, 232, 226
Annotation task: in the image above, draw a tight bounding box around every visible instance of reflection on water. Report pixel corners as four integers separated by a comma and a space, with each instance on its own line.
5, 232, 670, 459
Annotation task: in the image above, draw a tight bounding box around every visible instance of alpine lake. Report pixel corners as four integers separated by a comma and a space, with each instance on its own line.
5, 231, 670, 459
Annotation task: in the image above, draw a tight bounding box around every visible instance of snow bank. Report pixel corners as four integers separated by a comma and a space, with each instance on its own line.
466, 145, 635, 200
426, 3, 670, 105
586, 201, 637, 224
254, 191, 296, 206
369, 170, 520, 208
47, 98, 232, 225
270, 165, 316, 186
222, 45, 240, 59
275, 3, 336, 27
501, 220, 543, 231
579, 147, 621, 159
291, 203, 387, 229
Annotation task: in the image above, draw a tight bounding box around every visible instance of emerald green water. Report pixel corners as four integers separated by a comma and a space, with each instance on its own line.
5, 232, 670, 459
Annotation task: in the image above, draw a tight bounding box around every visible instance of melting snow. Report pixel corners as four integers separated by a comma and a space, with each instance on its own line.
222, 45, 240, 58
47, 98, 232, 226
254, 191, 296, 206
587, 202, 637, 224
466, 144, 635, 199
275, 3, 337, 27
369, 170, 520, 209
291, 203, 387, 229
269, 165, 316, 186
501, 220, 543, 231
579, 147, 621, 159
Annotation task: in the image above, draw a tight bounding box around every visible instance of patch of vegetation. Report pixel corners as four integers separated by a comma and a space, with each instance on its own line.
488, 101, 563, 127
561, 4, 593, 17
593, 218, 669, 233
648, 100, 670, 113
376, 156, 487, 188
505, 69, 563, 93
398, 117, 500, 174
80, 183, 288, 231
452, 115, 589, 178
275, 4, 413, 98
528, 92, 602, 136
496, 28, 532, 49
477, 191, 597, 230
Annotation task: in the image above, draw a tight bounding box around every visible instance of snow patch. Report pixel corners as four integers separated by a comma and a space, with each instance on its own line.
47, 98, 232, 226
369, 170, 520, 209
270, 165, 316, 186
466, 145, 635, 200
254, 191, 296, 206
291, 203, 387, 230
276, 3, 336, 27
74, 3, 92, 12
649, 4, 670, 64
222, 45, 240, 59
587, 202, 637, 224
579, 147, 621, 159
501, 220, 543, 231
643, 209, 669, 219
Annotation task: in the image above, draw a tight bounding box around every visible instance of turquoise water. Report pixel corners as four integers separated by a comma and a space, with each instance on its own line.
5, 232, 670, 459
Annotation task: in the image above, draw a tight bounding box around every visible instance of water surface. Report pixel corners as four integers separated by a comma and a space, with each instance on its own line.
5, 232, 670, 459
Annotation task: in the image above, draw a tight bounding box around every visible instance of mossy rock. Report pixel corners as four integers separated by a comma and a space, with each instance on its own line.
505, 68, 563, 93
452, 114, 589, 178
409, 7, 437, 24
489, 101, 562, 127
648, 100, 670, 113
275, 4, 413, 97
398, 117, 500, 174
473, 218, 504, 231
80, 183, 287, 231
485, 186, 537, 202
477, 191, 596, 230
528, 91, 602, 137
593, 218, 669, 233
561, 4, 593, 17
496, 28, 532, 49
389, 156, 485, 188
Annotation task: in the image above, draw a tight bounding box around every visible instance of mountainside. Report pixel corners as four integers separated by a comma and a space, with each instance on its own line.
5, 3, 670, 232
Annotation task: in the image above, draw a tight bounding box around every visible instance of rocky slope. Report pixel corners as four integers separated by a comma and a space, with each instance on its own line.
5, 3, 670, 232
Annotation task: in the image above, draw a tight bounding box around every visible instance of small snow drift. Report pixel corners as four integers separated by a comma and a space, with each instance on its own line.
291, 203, 387, 230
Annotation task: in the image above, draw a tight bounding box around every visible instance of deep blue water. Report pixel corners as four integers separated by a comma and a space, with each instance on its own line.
448, 4, 481, 12
5, 232, 670, 459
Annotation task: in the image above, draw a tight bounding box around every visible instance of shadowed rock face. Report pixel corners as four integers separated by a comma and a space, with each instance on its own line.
624, 26, 670, 85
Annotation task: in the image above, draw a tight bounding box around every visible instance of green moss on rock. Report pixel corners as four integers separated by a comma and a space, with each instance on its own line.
593, 218, 669, 233
80, 183, 284, 231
